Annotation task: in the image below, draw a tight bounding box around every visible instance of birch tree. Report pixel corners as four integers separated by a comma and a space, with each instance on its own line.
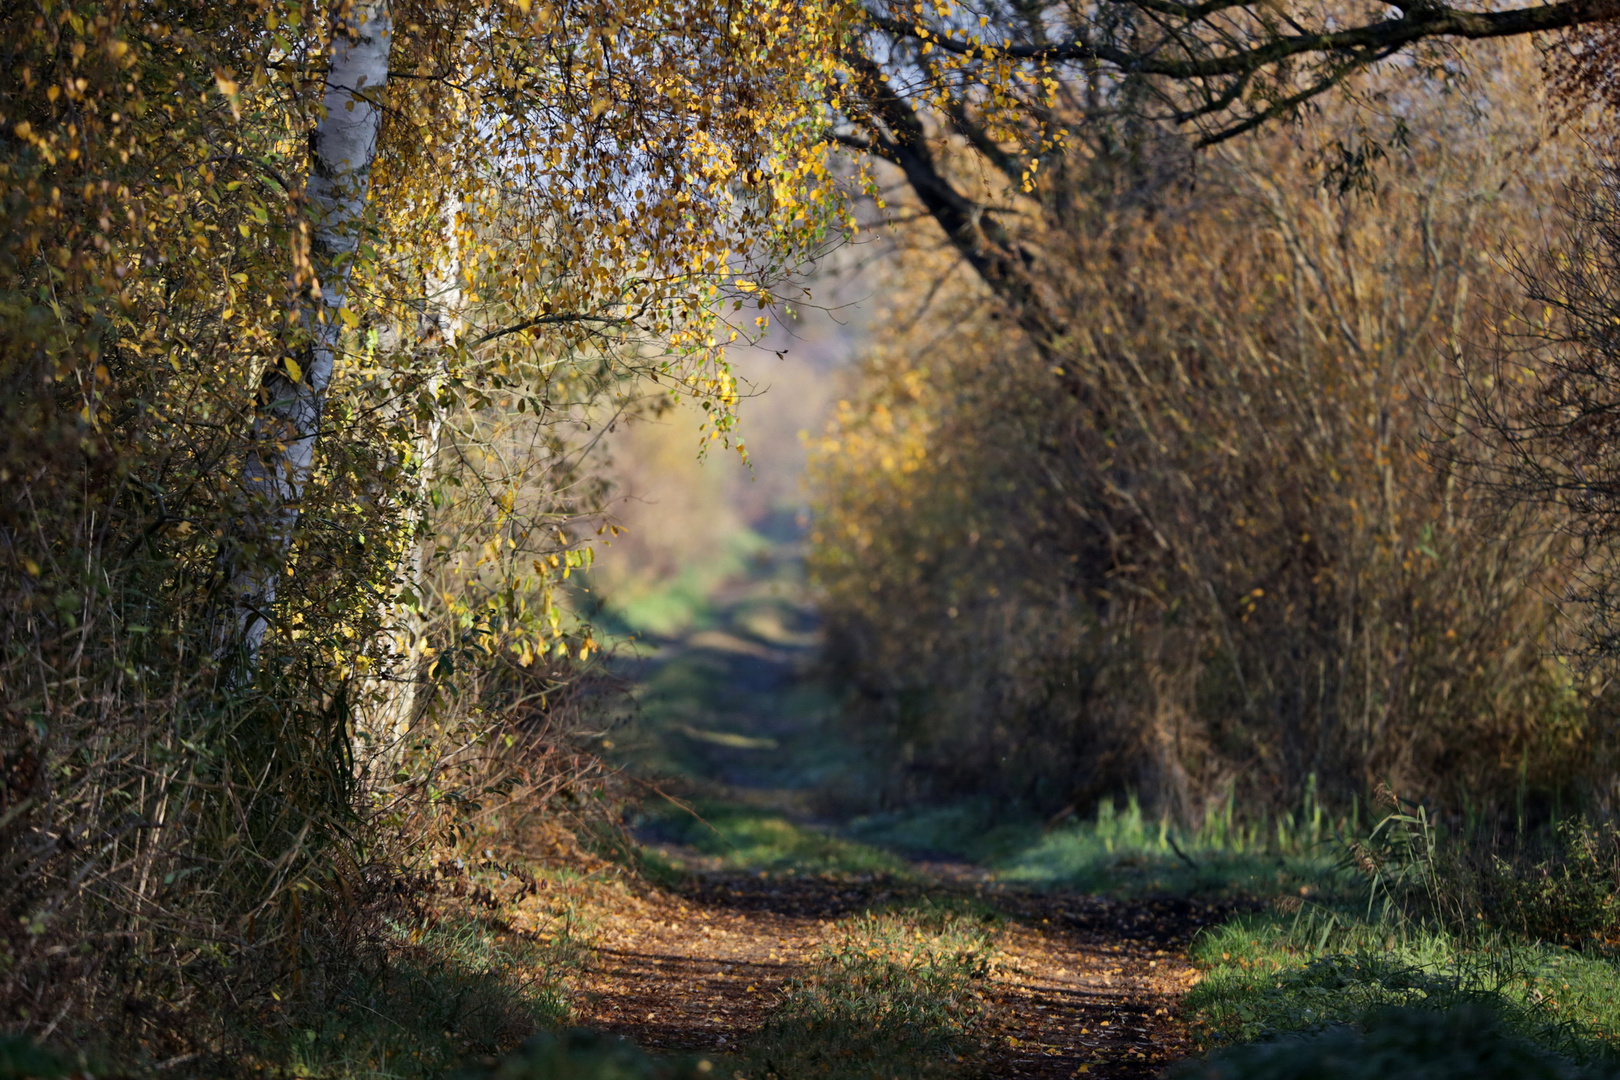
0, 0, 854, 1037
214, 0, 856, 676
232, 0, 393, 670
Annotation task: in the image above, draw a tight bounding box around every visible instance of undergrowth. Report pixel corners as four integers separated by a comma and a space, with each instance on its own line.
241, 907, 589, 1080
2, 854, 605, 1080
852, 784, 1343, 899
1185, 912, 1620, 1058
999, 790, 1342, 898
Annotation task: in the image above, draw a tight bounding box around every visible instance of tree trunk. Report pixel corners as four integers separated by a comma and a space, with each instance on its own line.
362, 198, 462, 756
232, 0, 392, 671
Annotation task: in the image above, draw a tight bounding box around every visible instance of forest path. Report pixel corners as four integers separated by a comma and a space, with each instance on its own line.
587, 540, 1214, 1077
574, 870, 1211, 1078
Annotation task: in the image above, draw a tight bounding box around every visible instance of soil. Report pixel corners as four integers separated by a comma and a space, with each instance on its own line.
575, 869, 1232, 1078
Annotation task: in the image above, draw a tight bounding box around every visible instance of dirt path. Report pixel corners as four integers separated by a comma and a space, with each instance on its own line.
585, 547, 1229, 1076
575, 871, 1224, 1078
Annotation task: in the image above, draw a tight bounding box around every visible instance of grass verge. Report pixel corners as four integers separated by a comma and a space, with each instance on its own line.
6, 886, 593, 1080
632, 798, 910, 878
852, 790, 1342, 899
1172, 1003, 1620, 1080
238, 908, 587, 1080
1184, 907, 1620, 1062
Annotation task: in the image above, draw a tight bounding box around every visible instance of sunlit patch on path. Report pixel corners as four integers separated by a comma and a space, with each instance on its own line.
575, 869, 1224, 1077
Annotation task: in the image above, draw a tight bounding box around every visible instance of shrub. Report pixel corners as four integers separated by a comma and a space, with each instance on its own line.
808, 42, 1602, 823
1490, 822, 1620, 945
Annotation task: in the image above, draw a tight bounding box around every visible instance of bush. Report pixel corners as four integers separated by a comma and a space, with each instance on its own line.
808, 42, 1602, 823
1489, 822, 1620, 945
1342, 806, 1620, 947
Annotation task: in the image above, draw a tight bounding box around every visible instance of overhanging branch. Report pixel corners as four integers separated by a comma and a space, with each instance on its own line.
469, 312, 629, 347
866, 0, 1620, 81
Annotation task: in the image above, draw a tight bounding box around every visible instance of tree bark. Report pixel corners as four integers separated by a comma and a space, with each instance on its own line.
232, 0, 392, 671
364, 198, 461, 753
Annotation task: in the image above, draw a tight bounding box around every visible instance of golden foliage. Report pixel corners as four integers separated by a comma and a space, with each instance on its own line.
0, 0, 851, 1052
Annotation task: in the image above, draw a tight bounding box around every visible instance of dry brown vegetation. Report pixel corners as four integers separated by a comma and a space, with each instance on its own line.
810, 43, 1612, 822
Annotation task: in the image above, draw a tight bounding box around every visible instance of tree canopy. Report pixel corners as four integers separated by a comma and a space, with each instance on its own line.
835, 0, 1620, 349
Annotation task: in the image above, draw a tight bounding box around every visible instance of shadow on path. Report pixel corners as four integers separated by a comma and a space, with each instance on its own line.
577, 868, 1239, 1078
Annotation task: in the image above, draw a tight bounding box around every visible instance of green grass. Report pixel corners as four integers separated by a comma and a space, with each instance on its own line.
843, 793, 1620, 1076
846, 800, 1042, 865
997, 791, 1338, 898
460, 1028, 718, 1080
0, 1036, 80, 1080
851, 790, 1344, 899
599, 538, 879, 806
1171, 807, 1620, 1077
1184, 905, 1620, 1065
234, 908, 589, 1080
595, 531, 771, 640
633, 798, 911, 878
1170, 1004, 1620, 1080
737, 904, 997, 1080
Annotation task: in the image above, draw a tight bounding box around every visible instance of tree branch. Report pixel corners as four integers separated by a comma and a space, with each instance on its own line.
867, 0, 1620, 81
468, 312, 628, 347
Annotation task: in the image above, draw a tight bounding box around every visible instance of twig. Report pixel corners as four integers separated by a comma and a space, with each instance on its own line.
1167, 832, 1201, 871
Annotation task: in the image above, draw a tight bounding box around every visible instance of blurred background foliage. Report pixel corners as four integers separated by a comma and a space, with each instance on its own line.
808, 39, 1616, 827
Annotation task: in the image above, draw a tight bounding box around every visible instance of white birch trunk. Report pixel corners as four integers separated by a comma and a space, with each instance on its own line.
233, 0, 392, 669
363, 199, 462, 753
